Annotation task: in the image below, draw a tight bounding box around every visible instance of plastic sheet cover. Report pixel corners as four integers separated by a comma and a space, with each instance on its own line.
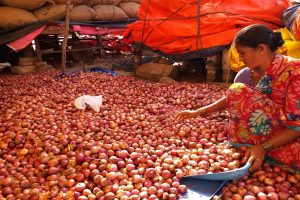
123, 0, 289, 55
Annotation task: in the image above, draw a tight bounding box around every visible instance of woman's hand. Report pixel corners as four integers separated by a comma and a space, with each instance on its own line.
242, 128, 300, 172
242, 144, 266, 172
175, 109, 203, 121
175, 97, 227, 122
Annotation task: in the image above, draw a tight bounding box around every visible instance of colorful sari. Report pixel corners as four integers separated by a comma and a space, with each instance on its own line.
227, 54, 300, 169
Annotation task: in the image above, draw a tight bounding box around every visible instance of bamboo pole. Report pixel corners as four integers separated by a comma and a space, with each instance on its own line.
61, 0, 71, 74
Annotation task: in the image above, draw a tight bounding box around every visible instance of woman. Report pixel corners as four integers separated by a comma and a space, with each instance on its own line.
176, 24, 300, 172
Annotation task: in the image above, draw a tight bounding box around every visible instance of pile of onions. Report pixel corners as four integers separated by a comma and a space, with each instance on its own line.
216, 163, 300, 200
0, 71, 298, 199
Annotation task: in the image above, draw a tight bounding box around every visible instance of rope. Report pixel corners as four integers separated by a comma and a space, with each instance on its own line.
139, 0, 152, 52
135, 3, 282, 53
195, 0, 203, 58
141, 3, 195, 50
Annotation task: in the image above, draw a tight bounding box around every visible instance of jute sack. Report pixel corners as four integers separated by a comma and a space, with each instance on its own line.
0, 7, 38, 29
19, 61, 36, 66
88, 0, 121, 6
35, 61, 48, 67
37, 65, 54, 71
118, 2, 140, 18
11, 65, 36, 74
1, 0, 54, 11
135, 63, 179, 81
34, 4, 68, 21
121, 0, 141, 3
70, 5, 96, 21
93, 5, 128, 20
53, 0, 87, 5
19, 57, 38, 62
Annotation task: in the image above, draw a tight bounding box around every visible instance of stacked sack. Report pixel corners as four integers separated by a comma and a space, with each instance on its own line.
11, 57, 54, 74
70, 0, 141, 21
0, 0, 141, 29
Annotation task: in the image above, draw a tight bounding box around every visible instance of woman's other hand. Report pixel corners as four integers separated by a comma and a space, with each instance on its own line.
242, 144, 266, 172
175, 109, 202, 122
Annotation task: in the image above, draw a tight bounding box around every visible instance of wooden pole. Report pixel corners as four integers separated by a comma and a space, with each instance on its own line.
35, 38, 43, 62
61, 0, 71, 73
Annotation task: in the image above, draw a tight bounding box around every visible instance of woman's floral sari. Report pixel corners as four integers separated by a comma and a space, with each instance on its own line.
227, 54, 300, 169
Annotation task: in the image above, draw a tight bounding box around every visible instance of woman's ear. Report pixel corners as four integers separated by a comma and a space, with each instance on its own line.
257, 44, 268, 55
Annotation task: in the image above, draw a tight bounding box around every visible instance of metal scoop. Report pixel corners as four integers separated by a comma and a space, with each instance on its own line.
183, 161, 251, 180
179, 162, 251, 199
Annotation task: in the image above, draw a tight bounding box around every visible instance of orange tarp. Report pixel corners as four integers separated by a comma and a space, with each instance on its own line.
123, 0, 289, 55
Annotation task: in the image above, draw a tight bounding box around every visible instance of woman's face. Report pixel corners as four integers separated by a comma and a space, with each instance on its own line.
235, 44, 263, 69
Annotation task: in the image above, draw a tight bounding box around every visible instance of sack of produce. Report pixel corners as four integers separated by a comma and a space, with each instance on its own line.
119, 2, 140, 18
19, 57, 38, 63
0, 7, 38, 29
121, 0, 141, 4
88, 0, 121, 6
93, 5, 128, 20
53, 0, 87, 5
11, 65, 36, 74
0, 0, 54, 11
135, 63, 179, 81
33, 4, 68, 21
70, 5, 96, 21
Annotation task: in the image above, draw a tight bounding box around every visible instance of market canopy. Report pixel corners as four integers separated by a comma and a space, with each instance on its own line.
123, 0, 290, 59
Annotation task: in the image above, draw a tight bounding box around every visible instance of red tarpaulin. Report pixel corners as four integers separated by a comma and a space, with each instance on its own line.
123, 0, 290, 55
6, 23, 126, 51
7, 25, 46, 51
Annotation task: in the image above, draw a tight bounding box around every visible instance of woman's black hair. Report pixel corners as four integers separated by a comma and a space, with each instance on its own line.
234, 24, 285, 52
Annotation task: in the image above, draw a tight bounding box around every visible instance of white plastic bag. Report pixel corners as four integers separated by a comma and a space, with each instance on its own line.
74, 95, 103, 112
